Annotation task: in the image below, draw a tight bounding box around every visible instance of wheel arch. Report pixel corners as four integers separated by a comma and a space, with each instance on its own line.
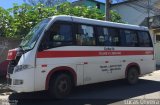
45, 66, 77, 90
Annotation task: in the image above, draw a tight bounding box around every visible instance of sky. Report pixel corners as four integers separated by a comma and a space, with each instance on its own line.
0, 0, 107, 9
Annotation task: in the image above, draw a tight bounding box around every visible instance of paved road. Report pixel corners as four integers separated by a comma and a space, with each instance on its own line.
0, 70, 160, 105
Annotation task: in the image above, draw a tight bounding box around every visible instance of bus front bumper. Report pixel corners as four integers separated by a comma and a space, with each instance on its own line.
7, 68, 35, 92
7, 77, 34, 92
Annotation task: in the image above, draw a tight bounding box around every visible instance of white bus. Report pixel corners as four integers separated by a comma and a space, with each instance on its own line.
7, 15, 155, 98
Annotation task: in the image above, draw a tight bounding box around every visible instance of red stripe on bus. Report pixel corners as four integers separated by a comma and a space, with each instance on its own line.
42, 64, 47, 67
37, 50, 153, 58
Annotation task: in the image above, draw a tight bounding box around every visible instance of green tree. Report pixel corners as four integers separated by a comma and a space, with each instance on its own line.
23, 0, 67, 7
0, 7, 13, 37
0, 2, 124, 38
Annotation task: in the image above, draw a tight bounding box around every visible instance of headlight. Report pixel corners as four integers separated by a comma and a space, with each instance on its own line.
14, 65, 33, 73
13, 79, 23, 85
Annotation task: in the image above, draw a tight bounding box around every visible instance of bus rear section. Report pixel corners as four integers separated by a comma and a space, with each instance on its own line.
6, 15, 155, 98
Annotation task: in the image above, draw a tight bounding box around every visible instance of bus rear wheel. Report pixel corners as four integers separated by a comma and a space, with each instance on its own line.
126, 67, 139, 85
49, 73, 73, 99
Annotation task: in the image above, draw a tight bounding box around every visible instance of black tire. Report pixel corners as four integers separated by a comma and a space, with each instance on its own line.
49, 73, 73, 99
126, 67, 139, 85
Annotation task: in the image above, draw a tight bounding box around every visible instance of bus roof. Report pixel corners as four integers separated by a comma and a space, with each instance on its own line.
50, 15, 148, 31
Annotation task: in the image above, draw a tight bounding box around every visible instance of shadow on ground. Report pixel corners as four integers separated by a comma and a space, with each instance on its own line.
0, 77, 7, 84
8, 78, 160, 105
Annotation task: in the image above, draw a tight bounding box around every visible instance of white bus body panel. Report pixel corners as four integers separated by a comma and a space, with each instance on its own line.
10, 50, 36, 92
35, 46, 154, 91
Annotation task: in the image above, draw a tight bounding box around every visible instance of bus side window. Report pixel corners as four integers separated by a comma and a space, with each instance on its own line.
96, 27, 119, 46
107, 28, 119, 46
39, 22, 73, 51
123, 30, 138, 47
76, 25, 96, 46
96, 27, 109, 46
137, 31, 152, 47
48, 23, 73, 48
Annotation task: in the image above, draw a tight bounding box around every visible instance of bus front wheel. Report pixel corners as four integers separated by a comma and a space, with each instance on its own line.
126, 67, 139, 85
49, 73, 73, 98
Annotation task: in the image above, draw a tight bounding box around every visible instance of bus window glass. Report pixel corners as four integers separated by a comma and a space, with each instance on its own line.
96, 27, 108, 46
20, 18, 51, 51
41, 23, 73, 49
52, 24, 72, 41
96, 27, 119, 46
51, 24, 73, 47
107, 28, 119, 46
124, 30, 138, 47
76, 25, 95, 46
138, 31, 151, 47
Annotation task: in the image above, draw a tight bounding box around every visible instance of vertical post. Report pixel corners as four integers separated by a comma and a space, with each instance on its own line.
105, 0, 111, 21
147, 0, 150, 28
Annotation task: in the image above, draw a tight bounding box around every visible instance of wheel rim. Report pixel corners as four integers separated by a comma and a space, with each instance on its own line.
57, 77, 69, 93
130, 72, 136, 80
129, 70, 138, 82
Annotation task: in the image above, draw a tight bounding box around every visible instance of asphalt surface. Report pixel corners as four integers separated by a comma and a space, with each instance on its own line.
0, 70, 160, 105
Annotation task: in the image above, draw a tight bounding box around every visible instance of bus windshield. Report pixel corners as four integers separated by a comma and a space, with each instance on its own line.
20, 18, 51, 51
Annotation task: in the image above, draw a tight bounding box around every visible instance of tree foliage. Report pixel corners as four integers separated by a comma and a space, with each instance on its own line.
23, 0, 67, 7
0, 2, 124, 39
0, 7, 13, 37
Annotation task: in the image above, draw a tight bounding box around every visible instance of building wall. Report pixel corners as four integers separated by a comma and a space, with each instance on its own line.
84, 0, 105, 13
0, 37, 20, 63
84, 0, 96, 7
72, 0, 105, 13
112, 5, 148, 25
111, 0, 159, 25
100, 3, 105, 13
0, 37, 21, 76
111, 0, 160, 66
